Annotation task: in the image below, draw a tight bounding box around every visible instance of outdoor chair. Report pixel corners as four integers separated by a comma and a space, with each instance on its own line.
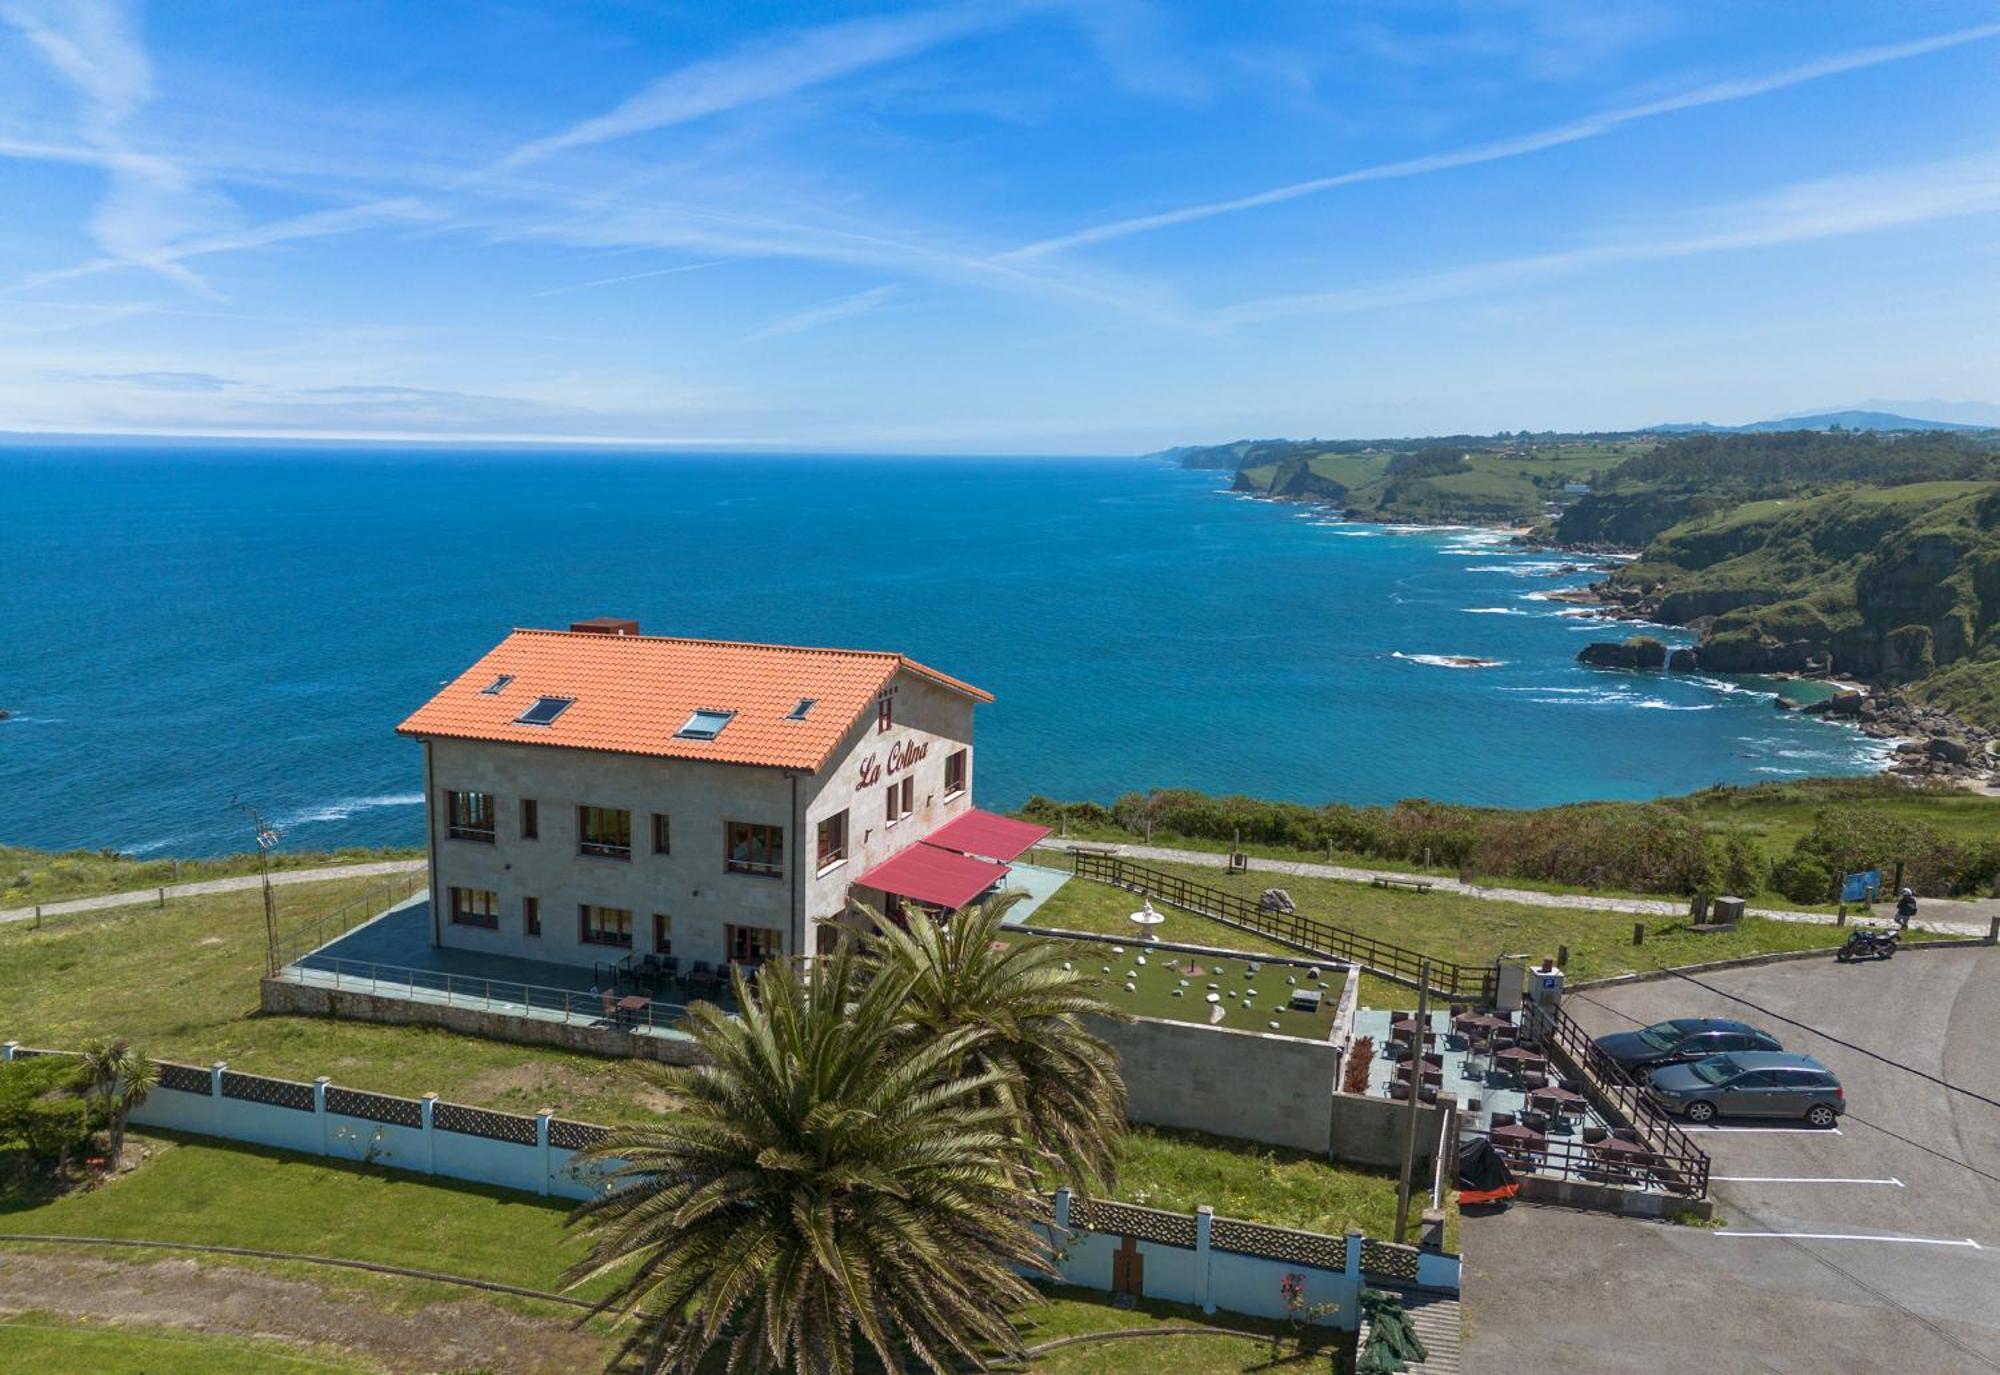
1582, 1125, 1610, 1145
1489, 1111, 1517, 1129
660, 955, 681, 984
1520, 1109, 1550, 1134
1387, 1080, 1409, 1101
1560, 1076, 1584, 1094
688, 961, 719, 997
599, 990, 620, 1026
1521, 1072, 1549, 1093
1612, 1126, 1643, 1145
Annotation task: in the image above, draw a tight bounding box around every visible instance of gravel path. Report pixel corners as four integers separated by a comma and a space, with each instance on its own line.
0, 860, 426, 926
1059, 842, 1993, 937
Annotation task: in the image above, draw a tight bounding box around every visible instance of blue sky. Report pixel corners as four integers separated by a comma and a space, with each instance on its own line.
1, 1, 1997, 452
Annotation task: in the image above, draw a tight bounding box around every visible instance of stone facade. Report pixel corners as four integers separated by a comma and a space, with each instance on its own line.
420, 666, 977, 971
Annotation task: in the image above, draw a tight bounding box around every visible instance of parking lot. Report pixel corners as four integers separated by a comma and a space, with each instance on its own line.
1463, 944, 2000, 1373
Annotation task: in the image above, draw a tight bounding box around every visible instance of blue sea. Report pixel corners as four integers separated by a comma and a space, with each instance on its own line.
0, 449, 1890, 858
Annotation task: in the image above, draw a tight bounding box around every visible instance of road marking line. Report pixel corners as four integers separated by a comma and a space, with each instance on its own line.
1717, 1232, 1980, 1250
1683, 1125, 1842, 1134
1711, 1176, 1902, 1187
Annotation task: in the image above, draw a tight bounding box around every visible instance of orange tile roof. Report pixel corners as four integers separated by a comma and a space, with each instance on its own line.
397, 628, 991, 771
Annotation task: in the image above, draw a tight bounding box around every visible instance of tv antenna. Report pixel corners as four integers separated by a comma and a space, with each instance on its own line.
232, 798, 282, 976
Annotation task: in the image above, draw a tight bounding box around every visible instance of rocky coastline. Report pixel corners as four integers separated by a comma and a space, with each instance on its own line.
1564, 574, 1998, 790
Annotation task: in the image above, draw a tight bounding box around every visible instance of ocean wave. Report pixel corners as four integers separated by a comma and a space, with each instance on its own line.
1391, 652, 1506, 669
1630, 698, 1716, 711
282, 793, 425, 826
1752, 766, 1809, 775
1330, 529, 1380, 537
1462, 606, 1530, 616
1500, 686, 1596, 694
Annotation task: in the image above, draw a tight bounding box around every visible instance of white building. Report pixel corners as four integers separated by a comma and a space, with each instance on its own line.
397, 618, 1048, 976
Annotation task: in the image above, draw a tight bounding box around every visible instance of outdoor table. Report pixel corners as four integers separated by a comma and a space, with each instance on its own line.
1588, 1134, 1656, 1184
615, 994, 648, 1026
1527, 1085, 1586, 1113
1494, 1046, 1548, 1074
1389, 1016, 1433, 1036
1489, 1123, 1547, 1158
1394, 1060, 1444, 1087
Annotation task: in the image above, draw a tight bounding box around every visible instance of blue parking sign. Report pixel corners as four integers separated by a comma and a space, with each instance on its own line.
1841, 869, 1882, 904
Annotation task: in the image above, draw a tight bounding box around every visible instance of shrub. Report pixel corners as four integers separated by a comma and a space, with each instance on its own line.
1769, 852, 1836, 905
0, 1057, 94, 1167
1341, 1037, 1375, 1096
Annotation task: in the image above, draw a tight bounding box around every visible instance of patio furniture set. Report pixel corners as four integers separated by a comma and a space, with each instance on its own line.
591, 953, 765, 1026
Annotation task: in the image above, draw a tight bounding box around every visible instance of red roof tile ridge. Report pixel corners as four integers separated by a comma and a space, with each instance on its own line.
506, 627, 993, 702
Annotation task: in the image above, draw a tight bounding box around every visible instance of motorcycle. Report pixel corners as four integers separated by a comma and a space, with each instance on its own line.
1837, 926, 1900, 962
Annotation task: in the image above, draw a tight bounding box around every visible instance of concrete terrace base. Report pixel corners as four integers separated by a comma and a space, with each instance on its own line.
1515, 1173, 1715, 1221
260, 977, 707, 1066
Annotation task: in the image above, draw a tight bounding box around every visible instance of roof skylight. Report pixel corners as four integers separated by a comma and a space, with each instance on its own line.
787, 698, 817, 720
676, 708, 736, 740
513, 696, 574, 726
479, 674, 515, 695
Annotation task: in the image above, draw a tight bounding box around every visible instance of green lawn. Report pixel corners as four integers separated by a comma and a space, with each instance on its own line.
1, 1132, 596, 1299
0, 844, 423, 908
0, 1313, 382, 1374
1026, 935, 1337, 1039
1026, 862, 1947, 992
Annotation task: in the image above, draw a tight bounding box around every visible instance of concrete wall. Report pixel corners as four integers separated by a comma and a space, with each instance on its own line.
261, 977, 706, 1066
1101, 1015, 1341, 1155
422, 664, 977, 970
1326, 1090, 1448, 1173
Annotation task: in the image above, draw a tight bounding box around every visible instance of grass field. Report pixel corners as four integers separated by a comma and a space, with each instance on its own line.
1025, 860, 1948, 992
0, 1313, 383, 1374
1031, 935, 1338, 1039
0, 845, 424, 908
0, 878, 1431, 1242
0, 1136, 1380, 1373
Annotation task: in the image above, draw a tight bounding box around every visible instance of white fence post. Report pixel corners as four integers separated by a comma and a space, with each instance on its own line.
314, 1076, 331, 1156
210, 1061, 227, 1099
536, 1109, 554, 1197
1343, 1225, 1363, 1324
2, 1042, 17, 1063
1195, 1205, 1214, 1314
421, 1093, 438, 1175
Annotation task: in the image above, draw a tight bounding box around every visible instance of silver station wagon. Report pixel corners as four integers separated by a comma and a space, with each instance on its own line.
1646, 1051, 1845, 1127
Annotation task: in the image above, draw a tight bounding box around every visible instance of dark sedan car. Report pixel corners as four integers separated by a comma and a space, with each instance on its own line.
1593, 1017, 1782, 1076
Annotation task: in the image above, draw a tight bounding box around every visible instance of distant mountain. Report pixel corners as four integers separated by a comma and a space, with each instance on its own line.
1647, 410, 1990, 435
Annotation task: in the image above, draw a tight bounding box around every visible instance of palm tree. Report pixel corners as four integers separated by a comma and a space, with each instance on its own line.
855, 892, 1129, 1195
78, 1037, 156, 1171
563, 941, 1050, 1374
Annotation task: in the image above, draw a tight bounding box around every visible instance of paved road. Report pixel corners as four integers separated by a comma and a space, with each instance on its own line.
1052, 841, 1994, 936
0, 860, 426, 926
1464, 946, 2000, 1372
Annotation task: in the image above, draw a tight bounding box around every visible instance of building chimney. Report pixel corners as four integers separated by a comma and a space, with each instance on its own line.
569, 617, 641, 636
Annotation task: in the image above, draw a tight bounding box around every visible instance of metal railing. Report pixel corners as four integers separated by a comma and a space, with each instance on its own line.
1071, 853, 1490, 1000
1476, 1128, 1707, 1200
276, 954, 695, 1034
1522, 1000, 1710, 1193
269, 872, 428, 971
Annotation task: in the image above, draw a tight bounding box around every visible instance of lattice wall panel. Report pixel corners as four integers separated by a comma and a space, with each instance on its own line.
220, 1071, 315, 1112
1208, 1217, 1347, 1271
1361, 1239, 1420, 1281
549, 1118, 611, 1152
155, 1062, 212, 1094
1068, 1197, 1197, 1249
325, 1086, 423, 1128
433, 1101, 538, 1144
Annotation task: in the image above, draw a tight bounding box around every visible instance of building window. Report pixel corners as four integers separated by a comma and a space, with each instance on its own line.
817, 809, 848, 871
523, 895, 541, 937
725, 820, 784, 877
652, 813, 671, 855
726, 924, 782, 963
885, 778, 914, 826
449, 886, 498, 929
944, 749, 966, 798
520, 798, 538, 840
877, 695, 893, 732
445, 790, 495, 842
580, 904, 633, 947
578, 806, 632, 859
676, 708, 735, 740
652, 913, 671, 954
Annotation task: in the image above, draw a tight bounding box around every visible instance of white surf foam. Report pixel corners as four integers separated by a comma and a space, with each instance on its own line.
282, 793, 425, 826
1391, 652, 1506, 669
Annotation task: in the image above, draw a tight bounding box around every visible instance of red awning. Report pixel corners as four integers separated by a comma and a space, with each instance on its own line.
853, 844, 1011, 911
923, 808, 1052, 863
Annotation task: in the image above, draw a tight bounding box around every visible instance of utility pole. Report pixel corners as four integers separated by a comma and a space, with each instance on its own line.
234, 799, 282, 977
1395, 959, 1431, 1243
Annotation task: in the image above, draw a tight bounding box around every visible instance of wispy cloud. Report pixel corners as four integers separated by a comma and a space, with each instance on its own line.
1214, 147, 2000, 327
0, 0, 233, 291
527, 258, 733, 299
57, 368, 237, 391
1007, 22, 2000, 260
738, 284, 900, 343
500, 5, 1014, 169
